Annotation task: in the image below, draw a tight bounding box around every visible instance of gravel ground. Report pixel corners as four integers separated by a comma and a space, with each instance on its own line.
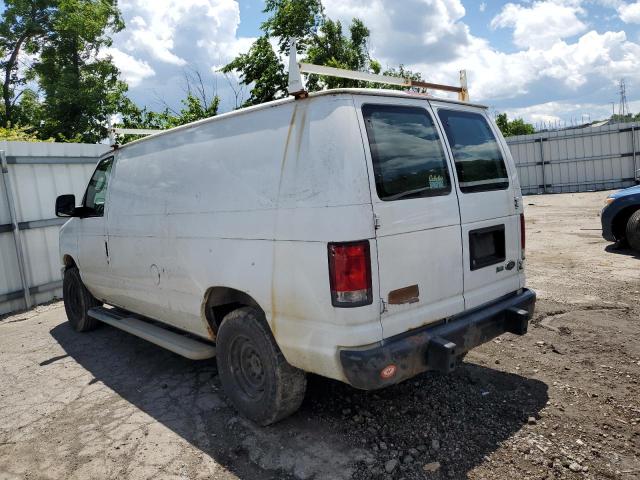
1, 190, 639, 480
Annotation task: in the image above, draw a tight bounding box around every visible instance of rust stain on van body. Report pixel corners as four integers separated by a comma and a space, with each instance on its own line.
271, 104, 303, 337
388, 285, 420, 305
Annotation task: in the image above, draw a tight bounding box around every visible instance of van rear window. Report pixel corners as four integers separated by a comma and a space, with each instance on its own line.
362, 105, 451, 201
437, 109, 509, 193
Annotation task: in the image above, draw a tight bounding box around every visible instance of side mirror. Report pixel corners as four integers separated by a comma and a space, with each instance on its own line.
55, 194, 77, 217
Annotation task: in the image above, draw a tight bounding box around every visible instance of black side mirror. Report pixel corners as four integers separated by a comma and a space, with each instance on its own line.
55, 194, 77, 217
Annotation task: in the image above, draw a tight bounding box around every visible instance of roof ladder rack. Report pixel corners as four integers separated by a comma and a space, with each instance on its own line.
287, 38, 469, 102
107, 119, 165, 147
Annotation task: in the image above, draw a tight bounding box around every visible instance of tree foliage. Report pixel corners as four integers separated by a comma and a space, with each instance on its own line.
34, 0, 126, 143
0, 123, 51, 141
261, 0, 323, 53
0, 0, 128, 142
221, 36, 287, 107
223, 0, 382, 107
496, 113, 535, 137
118, 71, 220, 144
0, 0, 55, 127
304, 18, 378, 91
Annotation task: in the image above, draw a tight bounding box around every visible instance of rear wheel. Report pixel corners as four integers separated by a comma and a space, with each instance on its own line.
63, 267, 102, 332
216, 307, 307, 425
626, 210, 640, 252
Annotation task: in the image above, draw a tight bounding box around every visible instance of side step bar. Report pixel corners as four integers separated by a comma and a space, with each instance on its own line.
88, 307, 216, 360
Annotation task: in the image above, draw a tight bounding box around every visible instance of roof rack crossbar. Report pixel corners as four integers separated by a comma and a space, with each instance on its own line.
287, 38, 469, 102
113, 128, 164, 136
106, 124, 165, 147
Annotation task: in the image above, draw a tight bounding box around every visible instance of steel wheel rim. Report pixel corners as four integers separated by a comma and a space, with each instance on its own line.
229, 334, 266, 400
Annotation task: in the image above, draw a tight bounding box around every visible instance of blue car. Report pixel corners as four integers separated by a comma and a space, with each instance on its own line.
602, 185, 640, 251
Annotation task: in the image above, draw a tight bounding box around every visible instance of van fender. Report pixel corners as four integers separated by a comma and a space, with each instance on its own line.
200, 286, 264, 340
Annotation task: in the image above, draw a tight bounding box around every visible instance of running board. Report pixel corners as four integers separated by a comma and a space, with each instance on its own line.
88, 307, 216, 360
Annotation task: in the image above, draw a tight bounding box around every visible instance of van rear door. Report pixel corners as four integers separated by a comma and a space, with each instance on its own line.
432, 103, 522, 309
355, 97, 465, 338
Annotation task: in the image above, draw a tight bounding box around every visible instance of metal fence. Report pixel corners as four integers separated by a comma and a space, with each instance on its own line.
506, 122, 640, 195
2, 124, 640, 315
0, 141, 108, 315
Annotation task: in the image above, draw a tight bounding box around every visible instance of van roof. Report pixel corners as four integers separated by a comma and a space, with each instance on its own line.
112, 88, 487, 152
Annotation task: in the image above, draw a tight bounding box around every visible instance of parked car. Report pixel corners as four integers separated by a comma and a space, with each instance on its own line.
602, 184, 640, 251
56, 86, 535, 425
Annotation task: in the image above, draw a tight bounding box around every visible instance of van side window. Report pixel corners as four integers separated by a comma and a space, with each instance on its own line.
437, 109, 509, 193
83, 156, 114, 216
362, 105, 451, 201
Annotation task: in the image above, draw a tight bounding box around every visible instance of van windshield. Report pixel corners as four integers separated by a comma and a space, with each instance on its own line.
362, 105, 451, 201
437, 109, 509, 193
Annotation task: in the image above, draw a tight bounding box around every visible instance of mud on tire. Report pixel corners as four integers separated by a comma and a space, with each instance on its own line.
626, 209, 640, 252
63, 267, 102, 332
216, 307, 307, 426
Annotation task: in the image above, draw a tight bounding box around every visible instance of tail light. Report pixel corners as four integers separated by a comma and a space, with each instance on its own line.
520, 213, 526, 258
328, 240, 373, 307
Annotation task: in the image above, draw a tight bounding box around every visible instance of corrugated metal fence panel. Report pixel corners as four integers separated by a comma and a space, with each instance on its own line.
0, 141, 109, 315
507, 122, 640, 195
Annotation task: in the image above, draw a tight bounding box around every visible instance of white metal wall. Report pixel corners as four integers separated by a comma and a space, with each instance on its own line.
507, 122, 640, 195
0, 141, 109, 315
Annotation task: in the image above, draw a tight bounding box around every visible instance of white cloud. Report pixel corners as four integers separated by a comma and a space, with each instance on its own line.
618, 1, 640, 23
324, 0, 640, 112
479, 2, 486, 13
117, 0, 244, 65
111, 0, 255, 110
323, 0, 472, 64
491, 1, 587, 49
414, 29, 640, 103
102, 48, 155, 87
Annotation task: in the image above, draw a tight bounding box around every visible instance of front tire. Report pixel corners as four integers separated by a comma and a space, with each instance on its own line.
63, 267, 102, 332
626, 210, 640, 252
216, 307, 307, 425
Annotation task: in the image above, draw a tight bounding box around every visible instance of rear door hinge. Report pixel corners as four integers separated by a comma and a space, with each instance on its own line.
380, 298, 388, 314
514, 197, 520, 210
373, 213, 381, 230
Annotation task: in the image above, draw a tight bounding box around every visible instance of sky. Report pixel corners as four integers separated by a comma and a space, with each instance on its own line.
6, 0, 640, 126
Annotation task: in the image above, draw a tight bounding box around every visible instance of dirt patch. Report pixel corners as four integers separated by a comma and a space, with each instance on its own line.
1, 191, 639, 479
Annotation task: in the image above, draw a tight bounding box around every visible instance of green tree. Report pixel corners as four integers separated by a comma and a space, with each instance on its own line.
12, 87, 43, 127
0, 124, 51, 141
223, 0, 381, 106
261, 0, 323, 53
304, 18, 379, 91
33, 0, 127, 142
0, 0, 55, 128
496, 112, 535, 137
118, 86, 220, 144
221, 36, 288, 107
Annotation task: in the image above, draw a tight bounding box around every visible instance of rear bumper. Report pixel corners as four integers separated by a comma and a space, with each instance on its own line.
339, 288, 536, 390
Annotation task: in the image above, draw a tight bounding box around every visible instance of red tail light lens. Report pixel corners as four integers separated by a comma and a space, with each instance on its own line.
328, 241, 373, 307
520, 213, 526, 258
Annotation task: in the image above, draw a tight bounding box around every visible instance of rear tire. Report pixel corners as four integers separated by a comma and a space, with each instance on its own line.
626, 210, 640, 252
216, 307, 307, 426
63, 267, 102, 332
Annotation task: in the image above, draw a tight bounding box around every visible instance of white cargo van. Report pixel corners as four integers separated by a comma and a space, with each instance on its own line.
56, 63, 535, 425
